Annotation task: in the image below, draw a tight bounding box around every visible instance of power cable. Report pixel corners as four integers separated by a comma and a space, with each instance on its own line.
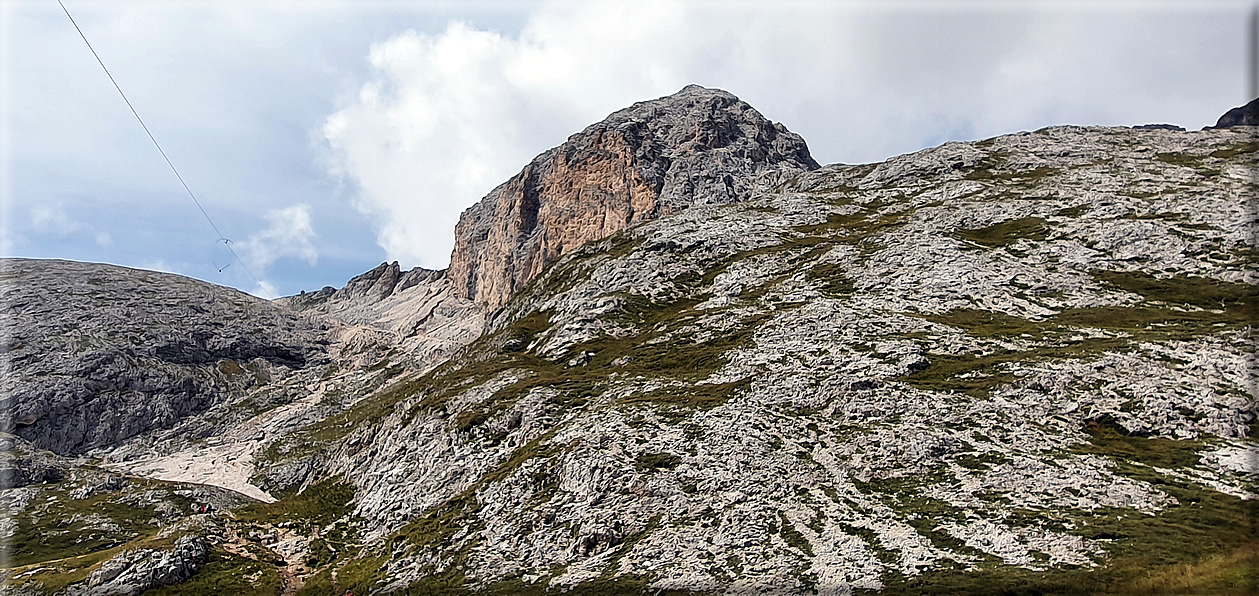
56, 0, 263, 290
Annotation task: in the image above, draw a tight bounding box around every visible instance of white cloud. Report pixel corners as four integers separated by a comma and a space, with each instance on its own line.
30, 202, 82, 236
322, 1, 1247, 271
139, 259, 177, 274
236, 203, 318, 282
321, 1, 708, 269
30, 201, 111, 247
251, 280, 280, 300
14, 0, 1242, 294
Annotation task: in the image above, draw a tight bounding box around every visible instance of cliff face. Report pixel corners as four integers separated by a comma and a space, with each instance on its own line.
447, 85, 819, 308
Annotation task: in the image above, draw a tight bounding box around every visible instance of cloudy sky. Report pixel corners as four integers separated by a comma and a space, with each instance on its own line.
4, 0, 1253, 298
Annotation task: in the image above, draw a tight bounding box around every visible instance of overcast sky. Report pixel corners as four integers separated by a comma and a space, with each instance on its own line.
3, 0, 1253, 298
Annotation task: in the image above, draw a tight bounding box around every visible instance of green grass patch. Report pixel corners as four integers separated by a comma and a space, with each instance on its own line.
1156, 152, 1208, 168
961, 149, 1059, 183
793, 208, 905, 249
909, 272, 1255, 396
234, 476, 354, 529
962, 151, 1009, 181
635, 452, 682, 472
863, 421, 1258, 595
923, 308, 1050, 338
1055, 204, 1091, 217
1072, 417, 1204, 469
778, 513, 815, 557
954, 452, 1013, 471
1122, 212, 1185, 222
807, 262, 855, 297
902, 336, 1129, 397
1094, 270, 1258, 312
7, 482, 163, 568
954, 217, 1049, 248
1209, 142, 1259, 160
145, 547, 284, 596
296, 553, 388, 596
618, 378, 752, 417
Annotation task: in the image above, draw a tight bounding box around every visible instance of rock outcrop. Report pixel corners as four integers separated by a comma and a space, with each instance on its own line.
67, 535, 209, 596
0, 434, 64, 489
285, 261, 443, 309
447, 84, 819, 308
1211, 96, 1259, 128
0, 259, 329, 455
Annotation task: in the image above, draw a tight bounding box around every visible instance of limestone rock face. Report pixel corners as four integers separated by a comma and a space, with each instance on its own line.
447, 84, 819, 308
0, 259, 329, 455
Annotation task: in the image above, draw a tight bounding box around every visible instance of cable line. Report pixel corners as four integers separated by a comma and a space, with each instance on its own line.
57, 0, 262, 289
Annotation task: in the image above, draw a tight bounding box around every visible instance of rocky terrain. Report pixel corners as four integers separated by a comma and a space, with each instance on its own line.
2, 88, 1256, 595
0, 260, 330, 456
278, 261, 485, 375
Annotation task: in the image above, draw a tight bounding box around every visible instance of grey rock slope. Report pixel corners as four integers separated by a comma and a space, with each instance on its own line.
279, 261, 486, 375
248, 124, 1257, 593
448, 85, 819, 308
0, 432, 263, 595
5, 93, 1258, 595
0, 259, 329, 455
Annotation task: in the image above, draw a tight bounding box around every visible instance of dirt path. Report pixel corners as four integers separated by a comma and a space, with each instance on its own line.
217, 519, 310, 595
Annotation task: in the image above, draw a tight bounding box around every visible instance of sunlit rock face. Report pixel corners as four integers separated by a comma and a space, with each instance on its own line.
310, 121, 1256, 592
447, 84, 819, 308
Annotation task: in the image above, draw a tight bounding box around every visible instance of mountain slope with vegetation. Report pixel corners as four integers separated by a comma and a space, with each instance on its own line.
3, 88, 1255, 595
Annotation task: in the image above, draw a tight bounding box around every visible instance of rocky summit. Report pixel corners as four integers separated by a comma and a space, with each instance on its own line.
448, 85, 819, 308
2, 86, 1257, 595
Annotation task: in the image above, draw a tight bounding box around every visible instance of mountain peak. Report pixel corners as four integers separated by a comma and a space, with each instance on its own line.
447, 85, 818, 308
